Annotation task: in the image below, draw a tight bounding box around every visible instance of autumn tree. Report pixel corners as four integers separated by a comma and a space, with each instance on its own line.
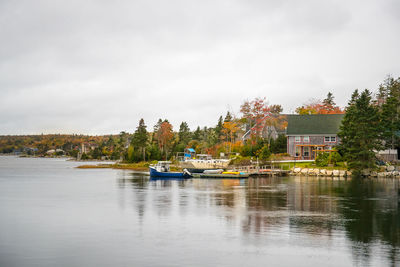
157, 121, 174, 159
240, 97, 283, 141
296, 92, 344, 115
221, 120, 240, 154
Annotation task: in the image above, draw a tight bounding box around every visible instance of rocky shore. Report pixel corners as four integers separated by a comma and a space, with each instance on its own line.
290, 165, 400, 178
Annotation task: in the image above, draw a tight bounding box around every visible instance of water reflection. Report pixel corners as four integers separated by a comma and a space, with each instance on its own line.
340, 178, 400, 266
117, 174, 400, 266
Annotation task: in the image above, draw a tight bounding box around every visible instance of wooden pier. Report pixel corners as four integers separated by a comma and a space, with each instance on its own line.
228, 165, 290, 177
192, 173, 250, 179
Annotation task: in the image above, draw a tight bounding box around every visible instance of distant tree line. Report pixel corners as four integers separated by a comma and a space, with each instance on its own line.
2, 75, 398, 171
0, 134, 130, 160
0, 92, 345, 162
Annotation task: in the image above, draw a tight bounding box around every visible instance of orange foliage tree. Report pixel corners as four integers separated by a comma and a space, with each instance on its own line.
157, 121, 174, 159
221, 121, 241, 154
296, 92, 345, 115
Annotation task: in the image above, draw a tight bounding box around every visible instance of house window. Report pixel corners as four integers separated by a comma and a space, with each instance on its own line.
303, 147, 310, 157
325, 136, 337, 143
303, 136, 310, 143
295, 136, 301, 142
295, 146, 301, 157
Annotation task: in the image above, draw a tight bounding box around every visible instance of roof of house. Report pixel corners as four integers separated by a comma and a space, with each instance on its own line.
286, 114, 345, 135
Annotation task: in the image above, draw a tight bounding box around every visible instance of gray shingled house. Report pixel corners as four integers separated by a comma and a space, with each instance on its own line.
286, 114, 345, 160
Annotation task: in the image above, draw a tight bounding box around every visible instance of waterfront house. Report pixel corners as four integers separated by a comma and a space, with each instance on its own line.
286, 114, 345, 160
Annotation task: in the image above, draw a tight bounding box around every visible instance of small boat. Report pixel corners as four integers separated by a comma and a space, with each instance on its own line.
149, 161, 192, 178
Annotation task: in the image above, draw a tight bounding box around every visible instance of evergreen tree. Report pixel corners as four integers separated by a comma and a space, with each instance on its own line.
270, 134, 287, 154
224, 112, 232, 122
193, 126, 201, 141
376, 75, 394, 105
202, 126, 208, 142
323, 92, 336, 106
379, 77, 400, 149
206, 128, 219, 147
215, 116, 223, 140
132, 119, 148, 161
178, 121, 191, 146
338, 90, 383, 174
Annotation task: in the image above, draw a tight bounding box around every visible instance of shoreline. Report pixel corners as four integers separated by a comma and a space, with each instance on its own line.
76, 162, 182, 172
77, 163, 149, 171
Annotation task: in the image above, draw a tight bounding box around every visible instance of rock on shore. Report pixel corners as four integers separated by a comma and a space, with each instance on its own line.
290, 165, 400, 178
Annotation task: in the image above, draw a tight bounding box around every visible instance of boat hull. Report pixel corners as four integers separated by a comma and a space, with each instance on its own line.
149, 167, 191, 178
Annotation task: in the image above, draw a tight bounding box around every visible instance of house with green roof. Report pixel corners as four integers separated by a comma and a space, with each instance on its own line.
286, 114, 345, 160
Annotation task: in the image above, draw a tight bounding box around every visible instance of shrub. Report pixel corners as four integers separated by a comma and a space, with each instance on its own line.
315, 152, 329, 167
315, 151, 343, 167
230, 156, 252, 166
257, 145, 271, 160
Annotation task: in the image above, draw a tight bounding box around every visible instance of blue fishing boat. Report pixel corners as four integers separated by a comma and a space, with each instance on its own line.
149, 161, 192, 178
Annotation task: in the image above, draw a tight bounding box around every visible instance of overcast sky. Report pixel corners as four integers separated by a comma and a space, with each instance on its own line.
1, 0, 399, 135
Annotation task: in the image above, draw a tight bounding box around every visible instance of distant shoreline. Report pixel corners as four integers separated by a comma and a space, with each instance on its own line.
76, 162, 181, 172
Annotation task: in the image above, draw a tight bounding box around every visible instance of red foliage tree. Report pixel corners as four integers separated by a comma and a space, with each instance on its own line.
240, 97, 284, 141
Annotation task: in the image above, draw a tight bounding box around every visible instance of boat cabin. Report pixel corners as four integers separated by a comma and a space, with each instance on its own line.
177, 148, 213, 161
195, 154, 213, 160
151, 161, 171, 172
183, 148, 196, 159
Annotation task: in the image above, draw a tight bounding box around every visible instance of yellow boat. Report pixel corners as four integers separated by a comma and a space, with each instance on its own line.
222, 171, 241, 175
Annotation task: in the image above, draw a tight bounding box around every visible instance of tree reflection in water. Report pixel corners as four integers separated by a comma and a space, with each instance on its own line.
117, 173, 400, 266
340, 177, 400, 266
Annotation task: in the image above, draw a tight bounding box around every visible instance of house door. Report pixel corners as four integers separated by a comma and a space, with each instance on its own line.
303, 147, 310, 159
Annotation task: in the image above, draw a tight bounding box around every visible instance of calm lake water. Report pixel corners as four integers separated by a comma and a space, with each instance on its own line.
0, 156, 399, 267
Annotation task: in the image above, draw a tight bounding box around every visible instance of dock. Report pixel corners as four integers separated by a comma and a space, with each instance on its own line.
228, 165, 290, 177
190, 165, 290, 178
192, 173, 249, 179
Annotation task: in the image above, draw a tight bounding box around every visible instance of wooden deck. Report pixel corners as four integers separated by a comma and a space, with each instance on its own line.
228, 165, 290, 177
192, 173, 249, 179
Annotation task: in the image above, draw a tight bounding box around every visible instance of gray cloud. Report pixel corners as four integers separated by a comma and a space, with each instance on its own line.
0, 0, 399, 134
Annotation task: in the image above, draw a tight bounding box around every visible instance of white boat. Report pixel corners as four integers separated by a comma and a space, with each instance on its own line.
177, 149, 230, 173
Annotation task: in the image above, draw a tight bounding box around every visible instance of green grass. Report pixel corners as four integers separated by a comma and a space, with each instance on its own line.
271, 161, 348, 170
288, 161, 347, 170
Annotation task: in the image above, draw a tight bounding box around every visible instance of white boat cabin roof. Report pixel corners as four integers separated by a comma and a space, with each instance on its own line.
155, 161, 171, 165
193, 154, 213, 160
